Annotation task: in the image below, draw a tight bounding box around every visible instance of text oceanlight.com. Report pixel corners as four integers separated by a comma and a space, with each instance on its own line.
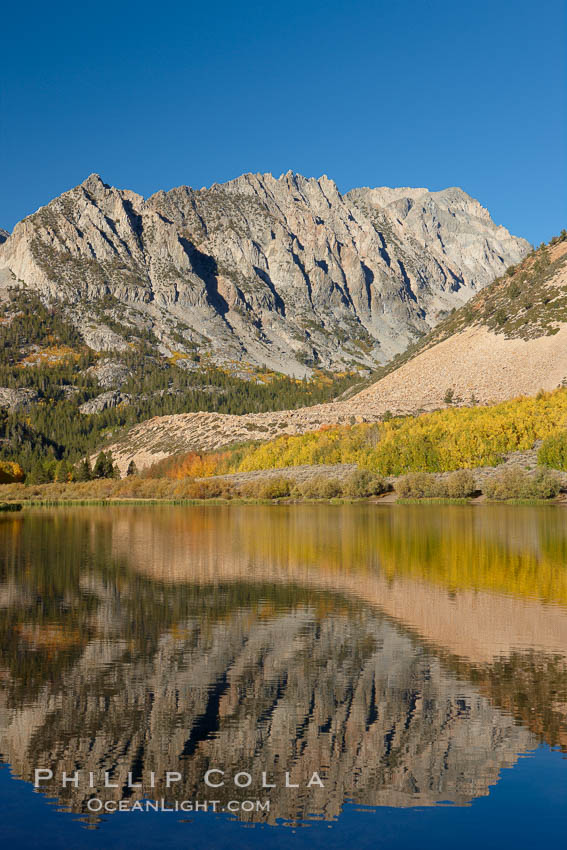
86, 799, 271, 814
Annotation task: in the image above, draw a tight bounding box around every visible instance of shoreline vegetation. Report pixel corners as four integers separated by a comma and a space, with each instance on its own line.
0, 465, 565, 507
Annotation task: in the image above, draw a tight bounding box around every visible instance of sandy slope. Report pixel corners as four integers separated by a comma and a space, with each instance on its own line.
351, 324, 567, 412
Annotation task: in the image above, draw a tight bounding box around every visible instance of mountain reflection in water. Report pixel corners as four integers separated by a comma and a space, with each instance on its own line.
0, 505, 566, 826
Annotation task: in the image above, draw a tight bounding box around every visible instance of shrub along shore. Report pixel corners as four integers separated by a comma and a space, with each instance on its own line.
0, 464, 564, 506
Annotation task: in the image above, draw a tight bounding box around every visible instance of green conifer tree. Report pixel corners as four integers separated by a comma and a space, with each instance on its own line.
93, 452, 108, 479
75, 457, 93, 482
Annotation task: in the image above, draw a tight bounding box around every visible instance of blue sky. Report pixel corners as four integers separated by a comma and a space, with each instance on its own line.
1, 0, 565, 244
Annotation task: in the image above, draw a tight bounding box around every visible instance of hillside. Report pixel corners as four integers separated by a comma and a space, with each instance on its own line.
0, 290, 362, 481
99, 236, 567, 474
0, 172, 528, 375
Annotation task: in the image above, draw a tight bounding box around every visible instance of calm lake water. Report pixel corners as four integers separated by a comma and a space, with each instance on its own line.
0, 504, 566, 849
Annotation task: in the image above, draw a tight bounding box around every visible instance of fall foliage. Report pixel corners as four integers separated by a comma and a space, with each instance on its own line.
228, 389, 567, 476
0, 461, 24, 484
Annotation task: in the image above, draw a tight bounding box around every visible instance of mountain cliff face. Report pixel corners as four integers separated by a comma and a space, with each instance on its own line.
0, 172, 529, 374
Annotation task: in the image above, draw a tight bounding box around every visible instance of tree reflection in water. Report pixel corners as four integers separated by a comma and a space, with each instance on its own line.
0, 505, 566, 825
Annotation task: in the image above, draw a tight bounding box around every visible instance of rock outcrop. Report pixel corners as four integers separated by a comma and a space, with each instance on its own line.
0, 172, 529, 374
0, 387, 38, 410
78, 389, 131, 414
86, 358, 132, 389
347, 185, 526, 285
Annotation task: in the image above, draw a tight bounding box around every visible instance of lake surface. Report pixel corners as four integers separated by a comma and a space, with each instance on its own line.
0, 504, 566, 848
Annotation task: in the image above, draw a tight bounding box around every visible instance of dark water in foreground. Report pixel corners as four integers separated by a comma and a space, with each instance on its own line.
0, 504, 566, 848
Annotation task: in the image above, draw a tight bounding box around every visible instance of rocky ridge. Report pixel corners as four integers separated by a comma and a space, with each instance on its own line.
0, 172, 528, 374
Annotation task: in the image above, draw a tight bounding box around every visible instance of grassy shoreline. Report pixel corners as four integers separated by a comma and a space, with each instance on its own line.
1, 495, 565, 508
